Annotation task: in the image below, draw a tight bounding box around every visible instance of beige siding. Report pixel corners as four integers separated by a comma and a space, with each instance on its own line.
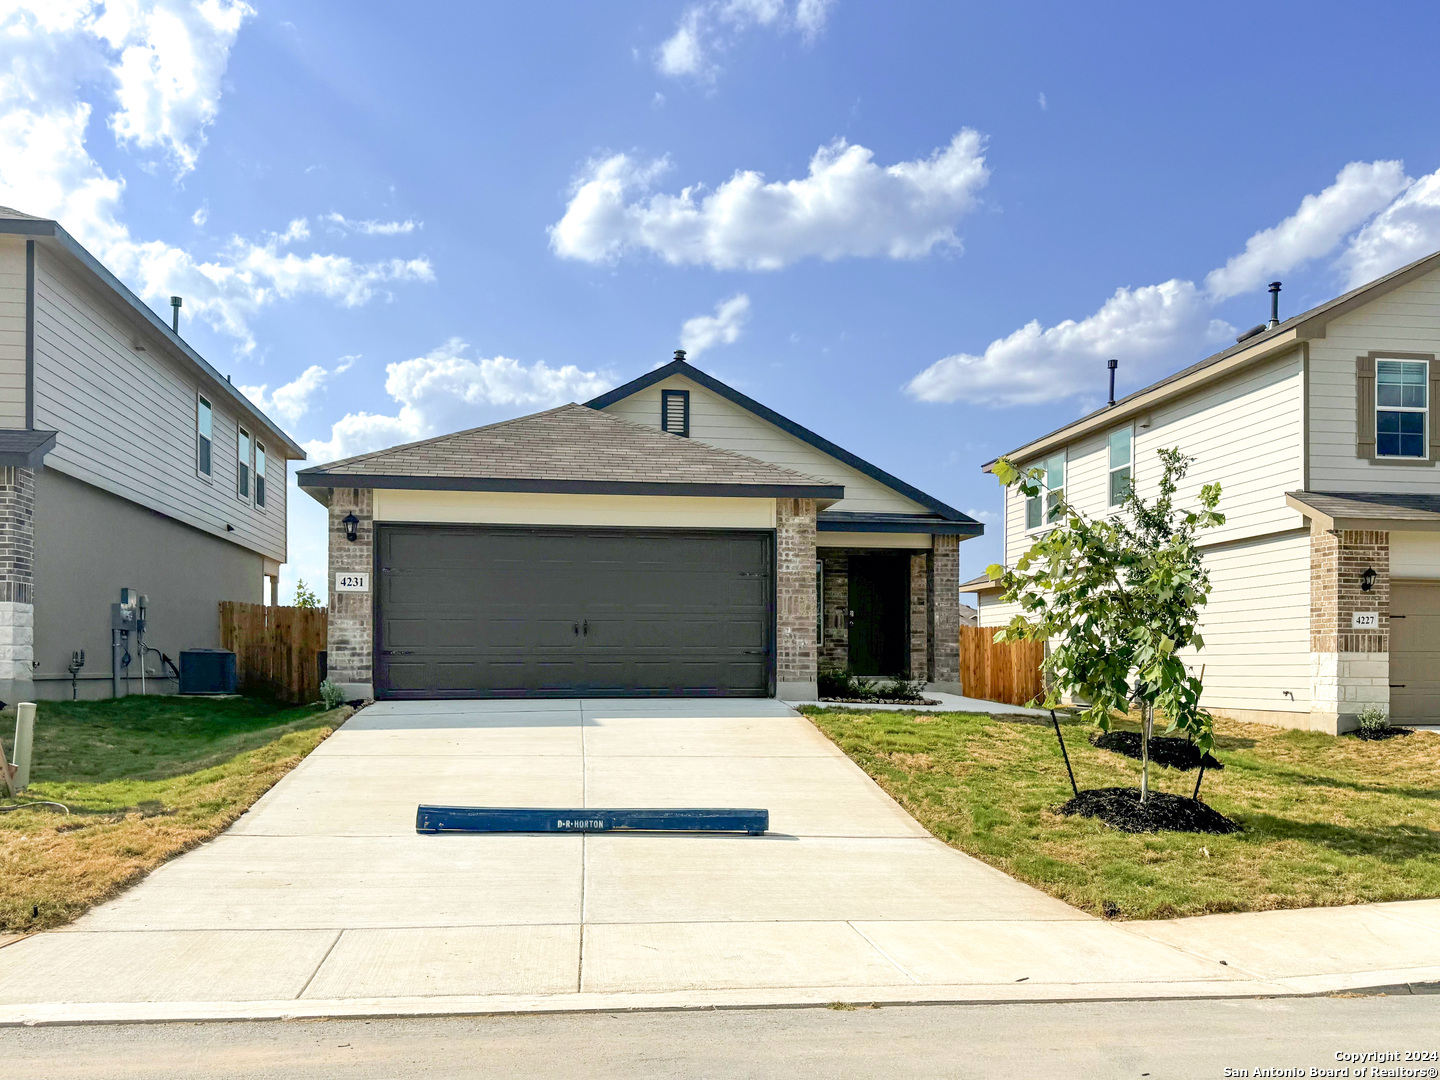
372, 489, 776, 529
1183, 530, 1312, 716
602, 375, 929, 515
1004, 348, 1304, 566
0, 236, 26, 427
1310, 270, 1440, 492
31, 247, 287, 563
1392, 531, 1440, 578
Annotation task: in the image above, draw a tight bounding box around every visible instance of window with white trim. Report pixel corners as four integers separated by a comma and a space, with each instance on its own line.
196, 395, 212, 478
255, 441, 266, 509
1025, 452, 1065, 531
1376, 359, 1428, 458
1108, 425, 1133, 506
237, 427, 251, 499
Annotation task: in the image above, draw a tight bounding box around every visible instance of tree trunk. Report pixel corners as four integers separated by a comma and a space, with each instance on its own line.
1139, 703, 1153, 805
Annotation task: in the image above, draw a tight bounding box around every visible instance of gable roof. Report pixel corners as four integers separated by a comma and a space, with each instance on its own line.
586, 357, 976, 525
0, 207, 304, 460
1286, 490, 1440, 532
297, 402, 846, 503
988, 248, 1440, 469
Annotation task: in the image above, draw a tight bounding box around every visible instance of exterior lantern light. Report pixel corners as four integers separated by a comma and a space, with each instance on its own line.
343, 512, 359, 543
1360, 566, 1376, 592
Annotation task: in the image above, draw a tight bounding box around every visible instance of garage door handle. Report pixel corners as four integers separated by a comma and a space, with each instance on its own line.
1391, 684, 1406, 688
573, 623, 580, 636
583, 620, 589, 636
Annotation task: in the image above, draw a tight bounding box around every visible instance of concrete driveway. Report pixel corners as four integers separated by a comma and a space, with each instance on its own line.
3, 699, 1440, 1023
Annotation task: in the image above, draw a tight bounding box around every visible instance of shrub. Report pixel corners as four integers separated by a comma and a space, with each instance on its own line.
319, 679, 346, 710
1356, 704, 1390, 737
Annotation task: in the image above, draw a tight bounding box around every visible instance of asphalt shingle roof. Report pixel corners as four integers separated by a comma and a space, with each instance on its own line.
1287, 490, 1440, 525
297, 403, 841, 493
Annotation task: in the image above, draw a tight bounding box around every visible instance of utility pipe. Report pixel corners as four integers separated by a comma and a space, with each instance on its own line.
12, 703, 34, 791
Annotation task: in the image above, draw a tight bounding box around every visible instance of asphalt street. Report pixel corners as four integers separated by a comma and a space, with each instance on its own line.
11, 992, 1440, 1079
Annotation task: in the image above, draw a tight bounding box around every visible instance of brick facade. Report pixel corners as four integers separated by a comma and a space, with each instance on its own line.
0, 466, 35, 691
1309, 528, 1390, 729
818, 548, 849, 673
909, 552, 928, 681
775, 498, 818, 697
327, 487, 374, 694
928, 534, 961, 691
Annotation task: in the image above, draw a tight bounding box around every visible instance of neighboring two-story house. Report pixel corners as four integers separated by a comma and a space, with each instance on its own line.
0, 207, 304, 701
968, 254, 1440, 733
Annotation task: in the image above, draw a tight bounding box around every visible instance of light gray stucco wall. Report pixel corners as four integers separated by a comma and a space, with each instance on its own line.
32, 467, 264, 699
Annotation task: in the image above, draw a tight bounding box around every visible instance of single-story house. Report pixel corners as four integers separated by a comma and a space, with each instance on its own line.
298, 353, 982, 700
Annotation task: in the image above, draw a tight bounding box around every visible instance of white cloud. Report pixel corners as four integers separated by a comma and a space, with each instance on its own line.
304, 339, 616, 464
190, 202, 207, 225
99, 0, 254, 176
680, 293, 750, 357
324, 212, 421, 236
907, 158, 1440, 408
240, 363, 330, 425
1337, 166, 1440, 289
655, 0, 834, 81
907, 280, 1232, 407
1205, 161, 1408, 299
1037, 91, 1046, 110
0, 2, 434, 351
550, 130, 988, 271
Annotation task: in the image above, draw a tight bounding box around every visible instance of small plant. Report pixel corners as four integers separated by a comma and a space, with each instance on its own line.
319, 679, 346, 710
879, 676, 928, 701
1354, 704, 1392, 740
293, 579, 321, 609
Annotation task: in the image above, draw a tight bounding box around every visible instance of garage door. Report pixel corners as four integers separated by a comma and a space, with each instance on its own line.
374, 525, 774, 699
1390, 582, 1440, 724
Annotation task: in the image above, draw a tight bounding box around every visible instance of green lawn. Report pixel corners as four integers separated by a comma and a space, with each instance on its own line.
0, 696, 346, 933
804, 707, 1440, 920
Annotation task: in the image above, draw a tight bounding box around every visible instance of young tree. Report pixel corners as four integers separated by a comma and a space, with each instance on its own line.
988, 448, 1224, 804
292, 578, 321, 609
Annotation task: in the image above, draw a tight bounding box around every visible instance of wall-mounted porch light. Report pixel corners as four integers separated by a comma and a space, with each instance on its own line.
1360, 566, 1376, 592
343, 512, 360, 542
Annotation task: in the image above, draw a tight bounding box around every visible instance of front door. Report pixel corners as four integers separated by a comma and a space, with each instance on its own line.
1390, 582, 1440, 724
847, 554, 909, 676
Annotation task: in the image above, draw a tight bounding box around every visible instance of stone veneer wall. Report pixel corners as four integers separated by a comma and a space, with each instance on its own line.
0, 466, 35, 694
1310, 528, 1389, 731
928, 534, 961, 692
909, 552, 928, 681
818, 548, 849, 674
775, 498, 818, 697
328, 487, 374, 695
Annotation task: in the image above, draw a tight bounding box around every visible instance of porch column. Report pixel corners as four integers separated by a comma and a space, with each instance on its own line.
0, 466, 35, 704
909, 552, 928, 681
927, 534, 961, 693
1310, 528, 1389, 734
328, 487, 374, 699
775, 498, 818, 699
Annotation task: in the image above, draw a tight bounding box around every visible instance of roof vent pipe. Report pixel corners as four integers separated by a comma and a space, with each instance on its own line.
1268, 281, 1281, 328
170, 295, 182, 334
673, 349, 686, 362
1107, 358, 1118, 407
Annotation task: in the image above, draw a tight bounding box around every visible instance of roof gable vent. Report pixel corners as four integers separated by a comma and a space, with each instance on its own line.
661, 389, 690, 437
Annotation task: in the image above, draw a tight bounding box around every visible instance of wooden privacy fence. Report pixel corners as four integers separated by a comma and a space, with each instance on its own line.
959, 624, 1046, 707
219, 602, 328, 704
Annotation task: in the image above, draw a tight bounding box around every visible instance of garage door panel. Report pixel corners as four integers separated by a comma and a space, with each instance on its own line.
1390, 583, 1440, 724
375, 526, 773, 699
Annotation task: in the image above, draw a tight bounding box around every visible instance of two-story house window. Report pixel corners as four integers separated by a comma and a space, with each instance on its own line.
196, 395, 213, 479
1025, 452, 1065, 530
1376, 359, 1428, 458
255, 442, 266, 509
1108, 426, 1133, 505
238, 427, 251, 499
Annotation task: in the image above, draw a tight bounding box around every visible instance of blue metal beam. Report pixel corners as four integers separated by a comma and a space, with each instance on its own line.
415, 805, 768, 835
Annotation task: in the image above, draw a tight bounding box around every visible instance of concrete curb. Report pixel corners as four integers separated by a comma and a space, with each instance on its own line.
4, 972, 1440, 1027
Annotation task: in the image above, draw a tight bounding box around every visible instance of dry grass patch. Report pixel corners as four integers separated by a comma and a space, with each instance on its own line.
803, 707, 1440, 920
0, 696, 347, 932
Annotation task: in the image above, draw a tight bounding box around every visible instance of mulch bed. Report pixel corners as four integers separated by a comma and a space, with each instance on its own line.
821, 697, 942, 706
1091, 731, 1222, 771
1348, 726, 1412, 741
1057, 787, 1243, 835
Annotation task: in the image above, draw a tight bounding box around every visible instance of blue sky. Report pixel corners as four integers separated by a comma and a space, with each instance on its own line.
5, 1, 1440, 598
